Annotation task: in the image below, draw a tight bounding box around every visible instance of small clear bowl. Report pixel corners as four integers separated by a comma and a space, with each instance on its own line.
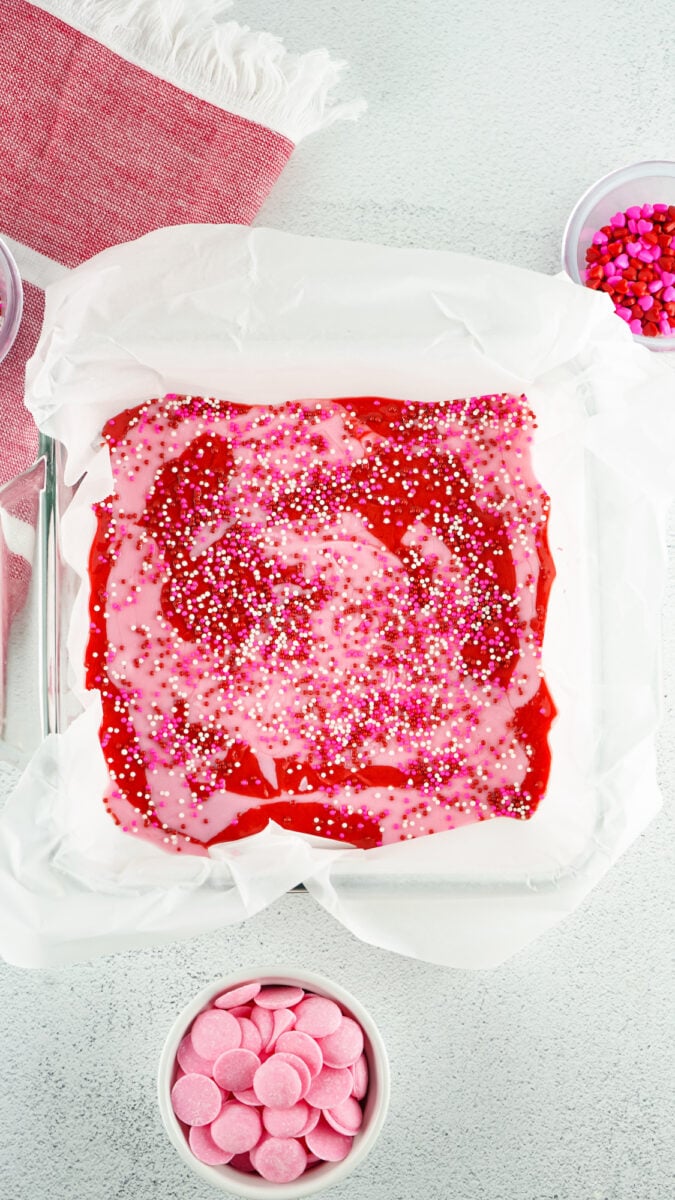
0, 237, 23, 362
561, 160, 675, 352
157, 967, 390, 1199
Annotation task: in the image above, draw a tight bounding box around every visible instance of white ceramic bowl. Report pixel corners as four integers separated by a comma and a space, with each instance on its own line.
562, 160, 675, 351
157, 967, 390, 1199
0, 236, 23, 363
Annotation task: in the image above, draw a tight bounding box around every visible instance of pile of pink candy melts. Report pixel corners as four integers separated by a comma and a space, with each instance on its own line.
171, 981, 369, 1184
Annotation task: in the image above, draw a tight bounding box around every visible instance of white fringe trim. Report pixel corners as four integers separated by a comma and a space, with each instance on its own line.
26, 0, 366, 142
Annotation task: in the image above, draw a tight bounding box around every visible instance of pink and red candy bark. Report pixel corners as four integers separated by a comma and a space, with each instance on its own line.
170, 983, 369, 1184
584, 203, 675, 337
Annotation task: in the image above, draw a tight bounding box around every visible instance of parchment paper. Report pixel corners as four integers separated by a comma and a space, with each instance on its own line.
1, 223, 673, 967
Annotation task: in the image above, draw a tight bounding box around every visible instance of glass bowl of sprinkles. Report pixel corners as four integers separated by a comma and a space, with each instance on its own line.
0, 237, 23, 362
157, 968, 390, 1199
562, 160, 675, 350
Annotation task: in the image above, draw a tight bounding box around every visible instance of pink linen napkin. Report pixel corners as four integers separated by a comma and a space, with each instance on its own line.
0, 0, 362, 638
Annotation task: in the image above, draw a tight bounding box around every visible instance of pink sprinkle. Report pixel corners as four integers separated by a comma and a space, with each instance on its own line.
654, 203, 669, 213
637, 218, 653, 234
662, 286, 675, 302
638, 295, 654, 312
629, 319, 643, 334
661, 271, 675, 286
625, 205, 642, 219
592, 230, 609, 245
648, 280, 663, 293
638, 249, 655, 263
614, 253, 629, 269
610, 212, 625, 227
615, 306, 632, 321
628, 219, 638, 233
626, 241, 642, 256
641, 204, 654, 217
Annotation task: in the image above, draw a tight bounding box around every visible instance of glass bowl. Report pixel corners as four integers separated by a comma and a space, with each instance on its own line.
0, 237, 23, 362
157, 967, 390, 1199
561, 160, 675, 352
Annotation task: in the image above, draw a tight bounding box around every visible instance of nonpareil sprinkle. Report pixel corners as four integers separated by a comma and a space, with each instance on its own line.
584, 203, 675, 338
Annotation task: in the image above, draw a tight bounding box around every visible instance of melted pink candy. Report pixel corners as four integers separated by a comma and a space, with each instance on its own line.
86, 395, 556, 853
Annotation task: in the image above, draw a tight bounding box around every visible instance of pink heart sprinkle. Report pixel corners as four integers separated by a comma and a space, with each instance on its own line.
661, 271, 675, 286
628, 219, 638, 233
662, 286, 675, 302
614, 253, 629, 269
637, 219, 653, 234
638, 250, 654, 263
629, 319, 643, 334
615, 306, 632, 320
638, 295, 654, 312
648, 280, 663, 293
626, 205, 642, 219
610, 212, 625, 226
626, 241, 641, 257
592, 231, 609, 245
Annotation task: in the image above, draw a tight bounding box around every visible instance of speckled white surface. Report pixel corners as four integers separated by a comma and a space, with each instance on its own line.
2, 2, 675, 1198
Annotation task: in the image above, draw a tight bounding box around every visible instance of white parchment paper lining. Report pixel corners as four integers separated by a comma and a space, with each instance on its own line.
0, 223, 673, 968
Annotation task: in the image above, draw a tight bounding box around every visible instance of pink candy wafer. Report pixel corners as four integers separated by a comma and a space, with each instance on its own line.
214, 982, 261, 1009
189, 1124, 234, 1165
272, 1052, 311, 1099
252, 1136, 308, 1183
262, 1101, 310, 1138
238, 1018, 263, 1056
305, 1116, 353, 1163
297, 1105, 321, 1138
324, 1095, 364, 1135
250, 1005, 274, 1049
176, 1034, 214, 1078
211, 1102, 262, 1154
213, 1049, 260, 1092
293, 995, 342, 1037
275, 1030, 323, 1078
253, 1058, 303, 1109
318, 1017, 364, 1069
350, 1054, 369, 1101
266, 1007, 297, 1051
171, 1073, 222, 1127
191, 1009, 241, 1061
306, 1065, 353, 1110
254, 985, 305, 1010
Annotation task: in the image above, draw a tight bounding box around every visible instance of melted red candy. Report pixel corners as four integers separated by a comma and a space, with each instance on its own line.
86, 394, 556, 854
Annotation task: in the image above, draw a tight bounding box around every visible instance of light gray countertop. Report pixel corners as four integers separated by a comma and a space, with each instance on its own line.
2, 2, 675, 1198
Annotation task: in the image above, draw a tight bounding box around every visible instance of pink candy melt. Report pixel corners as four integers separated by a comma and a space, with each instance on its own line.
214, 982, 261, 1009
253, 1136, 308, 1183
191, 1009, 241, 1060
171, 982, 371, 1181
294, 996, 342, 1038
171, 1073, 222, 1126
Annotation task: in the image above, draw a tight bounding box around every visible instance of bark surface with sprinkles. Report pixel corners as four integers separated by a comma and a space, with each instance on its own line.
85, 393, 556, 854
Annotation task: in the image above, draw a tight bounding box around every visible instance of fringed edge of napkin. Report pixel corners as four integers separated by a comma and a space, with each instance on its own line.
26, 0, 366, 142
